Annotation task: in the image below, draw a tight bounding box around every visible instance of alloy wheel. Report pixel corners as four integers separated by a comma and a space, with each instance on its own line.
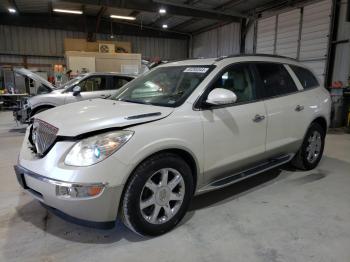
139, 168, 185, 225
306, 130, 322, 164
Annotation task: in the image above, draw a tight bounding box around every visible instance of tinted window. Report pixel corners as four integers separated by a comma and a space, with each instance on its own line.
290, 65, 319, 89
255, 63, 297, 97
37, 85, 51, 95
112, 77, 131, 90
211, 64, 256, 103
79, 76, 106, 92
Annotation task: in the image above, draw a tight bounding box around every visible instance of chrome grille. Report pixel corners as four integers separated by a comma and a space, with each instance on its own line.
30, 119, 59, 156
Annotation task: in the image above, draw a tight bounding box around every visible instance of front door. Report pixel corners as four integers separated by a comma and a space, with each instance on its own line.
200, 63, 267, 184
65, 75, 108, 103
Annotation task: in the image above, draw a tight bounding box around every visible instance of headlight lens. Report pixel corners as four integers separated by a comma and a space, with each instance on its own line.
65, 130, 133, 166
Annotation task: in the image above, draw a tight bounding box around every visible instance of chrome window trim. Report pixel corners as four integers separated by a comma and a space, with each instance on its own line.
192, 61, 321, 111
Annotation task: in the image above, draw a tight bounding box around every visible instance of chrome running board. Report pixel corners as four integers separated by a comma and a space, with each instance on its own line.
197, 154, 294, 194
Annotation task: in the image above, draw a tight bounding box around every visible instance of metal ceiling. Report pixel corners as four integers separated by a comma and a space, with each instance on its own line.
0, 0, 310, 38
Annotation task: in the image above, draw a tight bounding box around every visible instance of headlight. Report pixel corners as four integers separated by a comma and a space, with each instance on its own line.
65, 130, 133, 167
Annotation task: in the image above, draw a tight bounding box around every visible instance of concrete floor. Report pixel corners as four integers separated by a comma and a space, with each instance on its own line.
0, 111, 350, 262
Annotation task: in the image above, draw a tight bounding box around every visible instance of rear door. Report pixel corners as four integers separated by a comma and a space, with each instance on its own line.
254, 62, 305, 157
201, 63, 267, 183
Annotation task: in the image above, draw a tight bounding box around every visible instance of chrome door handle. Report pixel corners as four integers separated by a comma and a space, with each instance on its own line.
253, 114, 265, 122
295, 105, 304, 112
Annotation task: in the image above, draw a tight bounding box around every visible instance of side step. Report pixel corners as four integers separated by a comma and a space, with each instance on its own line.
197, 154, 294, 194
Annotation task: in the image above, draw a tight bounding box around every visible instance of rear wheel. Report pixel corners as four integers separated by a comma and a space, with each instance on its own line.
121, 153, 193, 236
291, 122, 325, 170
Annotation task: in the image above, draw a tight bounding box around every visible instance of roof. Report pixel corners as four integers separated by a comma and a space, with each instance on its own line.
160, 54, 306, 67
0, 0, 301, 36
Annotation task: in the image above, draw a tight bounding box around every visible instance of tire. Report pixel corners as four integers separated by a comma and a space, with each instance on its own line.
121, 153, 193, 236
291, 122, 326, 170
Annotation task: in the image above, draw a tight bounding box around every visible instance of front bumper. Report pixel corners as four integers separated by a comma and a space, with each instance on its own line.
14, 165, 123, 229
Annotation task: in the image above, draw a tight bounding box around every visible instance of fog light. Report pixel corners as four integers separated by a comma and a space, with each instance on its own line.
56, 184, 104, 198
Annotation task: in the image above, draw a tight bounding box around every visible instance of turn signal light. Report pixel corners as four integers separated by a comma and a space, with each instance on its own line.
56, 185, 104, 198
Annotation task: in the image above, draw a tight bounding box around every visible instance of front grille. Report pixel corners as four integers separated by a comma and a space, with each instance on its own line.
30, 119, 59, 156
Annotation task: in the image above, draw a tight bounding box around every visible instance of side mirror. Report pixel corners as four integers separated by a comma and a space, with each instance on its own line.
206, 88, 237, 106
72, 85, 81, 96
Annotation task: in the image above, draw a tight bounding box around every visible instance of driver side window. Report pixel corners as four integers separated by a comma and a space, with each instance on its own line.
211, 64, 256, 104
78, 76, 106, 92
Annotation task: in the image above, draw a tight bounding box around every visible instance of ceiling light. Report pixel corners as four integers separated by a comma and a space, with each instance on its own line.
110, 15, 136, 21
53, 9, 83, 14
162, 24, 168, 29
159, 8, 166, 14
8, 8, 16, 13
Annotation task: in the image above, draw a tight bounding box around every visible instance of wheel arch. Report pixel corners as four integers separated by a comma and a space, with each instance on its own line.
125, 148, 198, 192
311, 116, 328, 133
30, 104, 55, 117
118, 147, 199, 216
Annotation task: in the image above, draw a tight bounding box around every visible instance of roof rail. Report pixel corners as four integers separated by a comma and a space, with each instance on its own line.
215, 53, 299, 62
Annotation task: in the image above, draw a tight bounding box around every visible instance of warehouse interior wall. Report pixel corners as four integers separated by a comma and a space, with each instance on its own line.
245, 0, 332, 85
192, 22, 241, 58
332, 0, 350, 84
0, 25, 188, 68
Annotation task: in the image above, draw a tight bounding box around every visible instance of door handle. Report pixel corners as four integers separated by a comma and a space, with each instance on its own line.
295, 105, 304, 112
99, 94, 107, 97
253, 114, 265, 122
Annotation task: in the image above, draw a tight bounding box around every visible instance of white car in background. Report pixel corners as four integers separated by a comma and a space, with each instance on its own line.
14, 70, 135, 123
15, 55, 331, 236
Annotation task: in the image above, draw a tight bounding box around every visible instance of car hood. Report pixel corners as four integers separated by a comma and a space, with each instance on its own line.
34, 99, 174, 136
14, 68, 55, 90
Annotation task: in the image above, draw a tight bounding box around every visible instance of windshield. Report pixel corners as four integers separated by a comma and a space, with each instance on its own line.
113, 65, 213, 107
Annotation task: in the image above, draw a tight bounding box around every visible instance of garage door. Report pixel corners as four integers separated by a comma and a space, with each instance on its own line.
299, 0, 332, 84
255, 0, 332, 84
256, 16, 276, 55
276, 9, 301, 59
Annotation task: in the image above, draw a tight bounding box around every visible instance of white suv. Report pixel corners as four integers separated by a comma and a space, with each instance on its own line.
14, 70, 134, 123
15, 55, 331, 236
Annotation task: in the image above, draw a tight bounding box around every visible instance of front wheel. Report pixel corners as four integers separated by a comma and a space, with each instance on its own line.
291, 122, 326, 170
121, 153, 193, 236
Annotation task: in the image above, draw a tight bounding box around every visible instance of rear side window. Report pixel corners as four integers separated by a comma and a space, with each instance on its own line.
290, 65, 319, 89
255, 63, 298, 98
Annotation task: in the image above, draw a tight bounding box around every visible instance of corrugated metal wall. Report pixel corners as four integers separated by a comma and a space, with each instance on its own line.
192, 22, 240, 58
0, 25, 188, 65
332, 0, 350, 83
97, 34, 188, 60
0, 25, 85, 57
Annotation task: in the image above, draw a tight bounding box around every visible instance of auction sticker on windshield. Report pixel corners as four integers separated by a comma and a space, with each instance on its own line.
183, 67, 209, 73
